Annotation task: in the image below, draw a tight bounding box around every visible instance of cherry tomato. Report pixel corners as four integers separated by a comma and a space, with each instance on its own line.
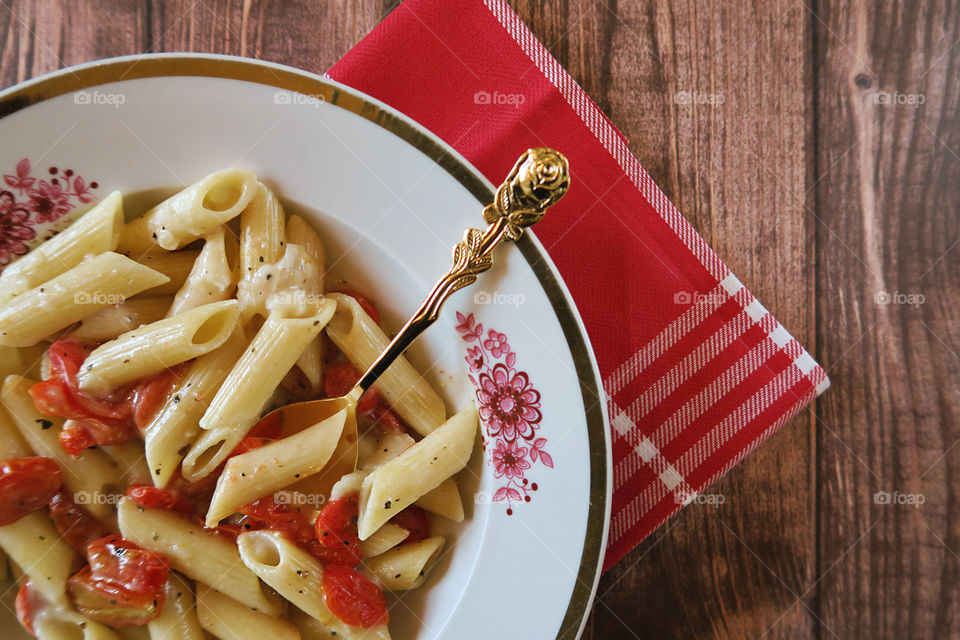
322, 363, 379, 414
130, 366, 183, 430
331, 290, 380, 325
367, 404, 409, 434
388, 506, 430, 544
322, 564, 389, 628
315, 494, 360, 549
240, 498, 362, 566
0, 457, 62, 526
48, 490, 114, 553
126, 485, 193, 518
47, 341, 128, 420
67, 535, 169, 627
15, 581, 43, 636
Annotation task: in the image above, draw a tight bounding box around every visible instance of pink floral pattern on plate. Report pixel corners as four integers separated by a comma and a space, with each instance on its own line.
0, 158, 99, 270
457, 311, 553, 515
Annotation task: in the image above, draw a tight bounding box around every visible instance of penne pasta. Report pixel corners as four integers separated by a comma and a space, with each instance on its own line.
326, 293, 445, 436
66, 296, 172, 342
143, 326, 247, 487
147, 572, 204, 640
238, 183, 285, 287
415, 477, 465, 522
117, 497, 282, 615
119, 169, 258, 251
77, 300, 239, 394
364, 536, 446, 591
134, 250, 202, 296
195, 583, 299, 640
357, 405, 477, 539
101, 441, 153, 486
0, 191, 123, 303
0, 252, 169, 347
0, 512, 80, 607
358, 524, 409, 558
168, 228, 238, 316
286, 215, 328, 389
183, 301, 335, 481
205, 408, 348, 526
2, 376, 122, 519
32, 606, 122, 640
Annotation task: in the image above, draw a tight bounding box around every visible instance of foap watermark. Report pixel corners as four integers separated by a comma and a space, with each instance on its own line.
473, 90, 526, 108
273, 90, 326, 108
875, 291, 925, 308
674, 90, 725, 105
674, 491, 726, 508
73, 90, 126, 109
473, 290, 526, 308
74, 292, 126, 305
275, 491, 327, 508
673, 290, 726, 306
874, 490, 925, 508
873, 91, 925, 107
74, 491, 121, 506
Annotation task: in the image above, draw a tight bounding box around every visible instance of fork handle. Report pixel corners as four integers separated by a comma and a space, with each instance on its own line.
352, 147, 570, 397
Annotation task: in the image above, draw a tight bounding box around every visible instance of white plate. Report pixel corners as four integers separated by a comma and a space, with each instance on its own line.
0, 54, 610, 640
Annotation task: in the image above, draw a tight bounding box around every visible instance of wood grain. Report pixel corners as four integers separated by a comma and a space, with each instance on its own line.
0, 1, 957, 638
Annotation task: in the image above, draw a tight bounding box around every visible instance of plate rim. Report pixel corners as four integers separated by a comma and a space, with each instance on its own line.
0, 52, 612, 640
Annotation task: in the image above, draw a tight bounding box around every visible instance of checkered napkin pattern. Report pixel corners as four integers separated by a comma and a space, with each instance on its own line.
328, 0, 829, 570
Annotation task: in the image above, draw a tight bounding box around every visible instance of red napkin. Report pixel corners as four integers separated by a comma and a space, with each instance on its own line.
329, 0, 829, 571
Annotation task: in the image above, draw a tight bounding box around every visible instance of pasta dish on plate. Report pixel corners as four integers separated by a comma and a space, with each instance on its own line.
0, 169, 478, 640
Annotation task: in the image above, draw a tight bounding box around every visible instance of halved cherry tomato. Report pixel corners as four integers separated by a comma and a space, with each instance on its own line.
46, 341, 128, 420
0, 457, 62, 526
331, 290, 380, 325
367, 404, 409, 434
67, 535, 169, 627
322, 564, 388, 628
315, 494, 360, 549
388, 506, 430, 544
48, 490, 114, 553
126, 485, 193, 518
15, 581, 43, 636
59, 417, 140, 455
130, 366, 183, 430
322, 363, 379, 414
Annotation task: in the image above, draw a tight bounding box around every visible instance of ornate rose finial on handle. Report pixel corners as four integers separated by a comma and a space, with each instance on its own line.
355, 148, 570, 391
483, 147, 570, 240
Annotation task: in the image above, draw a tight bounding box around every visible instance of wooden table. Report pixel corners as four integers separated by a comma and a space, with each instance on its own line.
2, 1, 957, 638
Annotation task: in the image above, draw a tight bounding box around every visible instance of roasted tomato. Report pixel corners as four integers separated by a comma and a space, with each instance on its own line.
67, 535, 169, 627
0, 457, 62, 526
388, 506, 431, 544
322, 564, 388, 628
48, 490, 113, 553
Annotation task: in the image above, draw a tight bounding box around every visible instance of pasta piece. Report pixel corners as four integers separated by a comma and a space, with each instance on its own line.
237, 529, 332, 625
135, 250, 202, 295
239, 244, 324, 321
363, 536, 445, 591
101, 441, 152, 486
119, 169, 258, 251
33, 611, 122, 640
287, 215, 328, 390
0, 191, 123, 302
205, 409, 348, 526
195, 583, 298, 640
167, 228, 238, 316
116, 497, 281, 615
0, 400, 31, 459
77, 300, 239, 394
144, 327, 247, 487
359, 432, 414, 470
358, 524, 409, 558
67, 296, 171, 342
147, 572, 204, 640
357, 405, 477, 539
289, 608, 391, 640
414, 477, 464, 522
0, 512, 80, 607
0, 344, 47, 380
2, 376, 122, 519
238, 183, 285, 284
325, 293, 445, 436
0, 252, 169, 347
183, 301, 335, 481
